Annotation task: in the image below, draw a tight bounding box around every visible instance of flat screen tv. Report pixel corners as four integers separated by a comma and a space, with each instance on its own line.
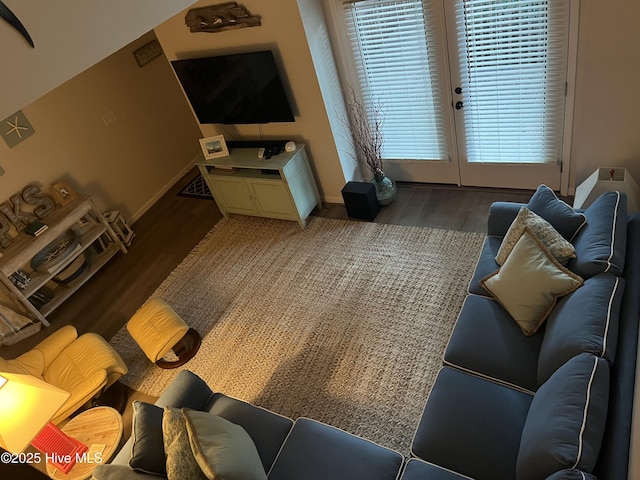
171, 50, 295, 125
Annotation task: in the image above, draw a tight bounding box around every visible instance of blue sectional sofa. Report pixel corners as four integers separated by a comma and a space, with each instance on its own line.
411, 187, 640, 479
96, 187, 638, 480
97, 370, 404, 480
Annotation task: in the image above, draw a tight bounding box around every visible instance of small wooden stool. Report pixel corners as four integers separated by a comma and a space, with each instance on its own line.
127, 298, 201, 369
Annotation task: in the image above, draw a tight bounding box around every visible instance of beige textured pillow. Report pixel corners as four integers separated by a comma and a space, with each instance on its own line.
482, 228, 583, 336
496, 207, 576, 265
163, 407, 207, 480
183, 409, 267, 480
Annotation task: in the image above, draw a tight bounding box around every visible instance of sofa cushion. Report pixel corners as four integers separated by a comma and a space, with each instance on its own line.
444, 295, 542, 393
92, 464, 161, 479
517, 353, 609, 480
545, 469, 597, 480
207, 393, 293, 472
538, 273, 625, 384
526, 185, 586, 241
268, 418, 403, 480
496, 207, 576, 265
412, 367, 533, 480
568, 191, 627, 278
183, 409, 266, 480
481, 229, 584, 336
468, 236, 501, 297
162, 407, 207, 480
129, 401, 165, 475
400, 458, 472, 480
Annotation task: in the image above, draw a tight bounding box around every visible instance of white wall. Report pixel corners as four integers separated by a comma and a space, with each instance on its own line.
568, 0, 640, 191
0, 0, 196, 120
153, 0, 348, 202
0, 31, 203, 223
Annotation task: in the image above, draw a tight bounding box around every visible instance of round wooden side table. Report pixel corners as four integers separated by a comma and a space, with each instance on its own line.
46, 406, 123, 480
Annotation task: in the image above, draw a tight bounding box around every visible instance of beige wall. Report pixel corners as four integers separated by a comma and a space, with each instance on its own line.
0, 0, 196, 120
154, 0, 348, 202
1, 0, 638, 231
570, 0, 640, 191
0, 31, 202, 222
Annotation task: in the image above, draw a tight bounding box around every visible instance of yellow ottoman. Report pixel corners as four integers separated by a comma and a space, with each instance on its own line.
127, 298, 201, 369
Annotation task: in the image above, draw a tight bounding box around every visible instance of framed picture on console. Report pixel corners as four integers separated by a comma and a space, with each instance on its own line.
50, 180, 78, 206
200, 135, 229, 160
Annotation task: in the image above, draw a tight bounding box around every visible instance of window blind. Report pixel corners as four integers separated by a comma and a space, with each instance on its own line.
343, 0, 449, 161
455, 0, 570, 164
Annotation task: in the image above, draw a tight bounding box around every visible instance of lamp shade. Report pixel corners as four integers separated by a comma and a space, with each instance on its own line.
574, 167, 640, 214
0, 373, 70, 453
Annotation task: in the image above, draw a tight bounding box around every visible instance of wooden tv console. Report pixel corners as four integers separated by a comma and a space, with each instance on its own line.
196, 145, 322, 228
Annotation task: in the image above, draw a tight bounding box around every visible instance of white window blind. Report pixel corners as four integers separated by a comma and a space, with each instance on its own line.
455, 0, 570, 164
342, 0, 449, 161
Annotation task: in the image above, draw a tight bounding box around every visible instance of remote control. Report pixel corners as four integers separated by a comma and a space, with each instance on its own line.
257, 148, 265, 159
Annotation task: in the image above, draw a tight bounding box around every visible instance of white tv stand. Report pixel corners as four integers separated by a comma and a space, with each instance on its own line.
196, 145, 322, 228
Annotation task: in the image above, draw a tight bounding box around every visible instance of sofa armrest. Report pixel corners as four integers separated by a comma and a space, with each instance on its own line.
155, 370, 214, 410
487, 202, 524, 237
594, 213, 640, 478
111, 370, 215, 469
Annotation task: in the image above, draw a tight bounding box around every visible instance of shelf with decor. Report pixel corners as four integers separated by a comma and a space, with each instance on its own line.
0, 196, 128, 341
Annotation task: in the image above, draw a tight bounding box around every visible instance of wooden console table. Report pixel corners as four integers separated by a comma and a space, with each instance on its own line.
196, 145, 322, 228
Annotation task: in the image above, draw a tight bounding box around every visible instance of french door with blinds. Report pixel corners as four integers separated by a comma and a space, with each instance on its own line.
330, 0, 577, 189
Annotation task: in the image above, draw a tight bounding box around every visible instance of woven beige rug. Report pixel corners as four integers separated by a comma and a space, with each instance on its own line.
110, 216, 484, 454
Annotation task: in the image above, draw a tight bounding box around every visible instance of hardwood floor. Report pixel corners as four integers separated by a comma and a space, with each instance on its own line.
0, 167, 222, 359
1, 178, 536, 360
319, 182, 535, 232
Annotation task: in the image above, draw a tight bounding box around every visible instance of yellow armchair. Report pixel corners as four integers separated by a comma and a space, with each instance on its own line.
0, 325, 127, 424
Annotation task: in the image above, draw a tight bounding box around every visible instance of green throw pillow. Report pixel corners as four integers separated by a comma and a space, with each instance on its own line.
163, 407, 207, 480
496, 207, 576, 265
183, 409, 267, 480
481, 228, 583, 336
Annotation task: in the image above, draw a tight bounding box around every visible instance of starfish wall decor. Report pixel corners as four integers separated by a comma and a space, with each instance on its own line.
1, 110, 35, 148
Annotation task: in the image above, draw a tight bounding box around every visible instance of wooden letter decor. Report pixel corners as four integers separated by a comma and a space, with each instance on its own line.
0, 183, 56, 248
185, 2, 261, 33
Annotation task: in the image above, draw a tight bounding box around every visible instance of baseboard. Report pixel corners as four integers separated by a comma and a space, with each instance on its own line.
323, 195, 344, 205
129, 154, 200, 224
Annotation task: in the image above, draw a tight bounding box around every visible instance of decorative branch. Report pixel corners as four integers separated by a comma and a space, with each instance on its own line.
342, 86, 385, 180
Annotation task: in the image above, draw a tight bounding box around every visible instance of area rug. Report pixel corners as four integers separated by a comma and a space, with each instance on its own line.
110, 216, 485, 454
178, 173, 213, 199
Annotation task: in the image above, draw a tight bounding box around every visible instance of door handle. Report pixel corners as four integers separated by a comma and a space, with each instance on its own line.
455, 101, 464, 110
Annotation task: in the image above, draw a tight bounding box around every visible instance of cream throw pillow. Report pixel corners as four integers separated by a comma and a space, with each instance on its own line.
496, 207, 576, 265
183, 409, 267, 480
482, 228, 583, 336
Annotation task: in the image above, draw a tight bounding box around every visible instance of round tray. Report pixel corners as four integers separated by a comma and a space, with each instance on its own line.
31, 231, 80, 273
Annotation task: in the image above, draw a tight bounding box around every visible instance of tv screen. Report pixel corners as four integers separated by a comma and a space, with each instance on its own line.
171, 51, 295, 125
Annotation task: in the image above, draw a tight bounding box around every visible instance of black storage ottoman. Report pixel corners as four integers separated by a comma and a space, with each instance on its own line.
341, 181, 380, 221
